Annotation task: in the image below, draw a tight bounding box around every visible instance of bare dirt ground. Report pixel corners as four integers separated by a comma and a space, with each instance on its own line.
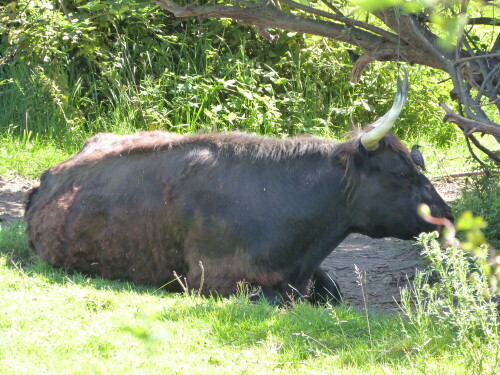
0, 176, 34, 224
0, 174, 463, 311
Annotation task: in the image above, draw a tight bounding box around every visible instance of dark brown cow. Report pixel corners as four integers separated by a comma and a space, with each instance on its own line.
25, 72, 452, 304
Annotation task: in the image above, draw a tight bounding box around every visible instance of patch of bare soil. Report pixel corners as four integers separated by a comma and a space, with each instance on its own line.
0, 175, 462, 311
0, 176, 34, 224
323, 234, 421, 311
322, 177, 463, 311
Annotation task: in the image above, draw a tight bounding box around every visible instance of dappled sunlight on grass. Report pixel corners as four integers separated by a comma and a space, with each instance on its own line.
0, 223, 498, 373
0, 136, 73, 179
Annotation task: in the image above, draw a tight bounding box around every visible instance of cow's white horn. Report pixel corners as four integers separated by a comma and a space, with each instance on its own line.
360, 68, 409, 151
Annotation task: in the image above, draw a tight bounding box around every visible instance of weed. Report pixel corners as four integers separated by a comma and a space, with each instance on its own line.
399, 232, 499, 375
453, 174, 500, 244
1, 0, 460, 152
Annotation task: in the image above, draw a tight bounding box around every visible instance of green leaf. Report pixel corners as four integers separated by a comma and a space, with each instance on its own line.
226, 112, 237, 122
456, 211, 488, 231
273, 77, 288, 85
353, 0, 402, 12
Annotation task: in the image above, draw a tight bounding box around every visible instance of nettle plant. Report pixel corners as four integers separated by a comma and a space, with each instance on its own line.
401, 208, 499, 373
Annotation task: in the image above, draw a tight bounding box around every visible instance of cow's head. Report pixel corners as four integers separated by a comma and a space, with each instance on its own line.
340, 70, 453, 239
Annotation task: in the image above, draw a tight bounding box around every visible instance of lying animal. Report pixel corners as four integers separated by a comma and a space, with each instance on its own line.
25, 72, 452, 304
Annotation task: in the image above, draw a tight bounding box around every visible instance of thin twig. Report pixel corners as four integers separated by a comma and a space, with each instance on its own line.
197, 261, 205, 296
10, 259, 26, 275
472, 64, 500, 105
173, 270, 189, 294
58, 0, 73, 23
455, 53, 500, 65
464, 133, 490, 171
468, 133, 500, 164
319, 0, 344, 16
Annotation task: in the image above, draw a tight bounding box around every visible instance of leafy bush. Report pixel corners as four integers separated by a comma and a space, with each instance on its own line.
452, 175, 500, 244
400, 231, 499, 374
0, 0, 457, 150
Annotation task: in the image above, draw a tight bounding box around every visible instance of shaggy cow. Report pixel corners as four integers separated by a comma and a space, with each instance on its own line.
25, 72, 452, 304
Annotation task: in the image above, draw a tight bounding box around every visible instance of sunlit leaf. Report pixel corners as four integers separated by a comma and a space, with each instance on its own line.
456, 211, 488, 231
273, 77, 288, 85
430, 13, 468, 50
353, 0, 402, 12
6, 1, 17, 12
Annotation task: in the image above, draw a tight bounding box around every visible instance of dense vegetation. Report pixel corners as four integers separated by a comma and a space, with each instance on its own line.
453, 174, 500, 245
0, 1, 499, 373
1, 0, 459, 148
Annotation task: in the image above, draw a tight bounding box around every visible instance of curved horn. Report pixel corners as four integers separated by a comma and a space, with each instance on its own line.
360, 68, 409, 151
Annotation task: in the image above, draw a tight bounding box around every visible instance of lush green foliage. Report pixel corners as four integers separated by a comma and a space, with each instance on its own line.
0, 0, 458, 152
0, 222, 498, 374
452, 175, 500, 244
400, 231, 499, 375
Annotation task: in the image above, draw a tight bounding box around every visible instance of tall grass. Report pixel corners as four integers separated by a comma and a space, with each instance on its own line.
0, 1, 461, 152
0, 130, 73, 178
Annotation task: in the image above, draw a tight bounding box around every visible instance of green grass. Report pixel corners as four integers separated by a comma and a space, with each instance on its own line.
0, 223, 498, 374
0, 133, 74, 179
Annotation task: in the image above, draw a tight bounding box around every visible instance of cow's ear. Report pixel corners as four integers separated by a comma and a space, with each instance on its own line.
334, 151, 350, 170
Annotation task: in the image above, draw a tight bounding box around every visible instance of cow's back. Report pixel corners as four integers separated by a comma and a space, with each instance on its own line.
25, 131, 344, 296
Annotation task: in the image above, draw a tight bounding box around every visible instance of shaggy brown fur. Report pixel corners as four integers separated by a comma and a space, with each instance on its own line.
25, 130, 451, 304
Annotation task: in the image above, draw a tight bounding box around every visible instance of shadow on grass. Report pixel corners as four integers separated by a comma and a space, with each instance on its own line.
0, 220, 416, 368
0, 220, 173, 297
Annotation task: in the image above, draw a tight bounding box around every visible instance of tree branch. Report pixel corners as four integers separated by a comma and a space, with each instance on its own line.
455, 53, 500, 64
464, 133, 490, 171
59, 0, 73, 23
373, 9, 450, 69
467, 17, 500, 26
492, 32, 500, 53
441, 102, 500, 138
279, 0, 399, 43
155, 0, 451, 74
468, 133, 500, 165
156, 0, 381, 47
